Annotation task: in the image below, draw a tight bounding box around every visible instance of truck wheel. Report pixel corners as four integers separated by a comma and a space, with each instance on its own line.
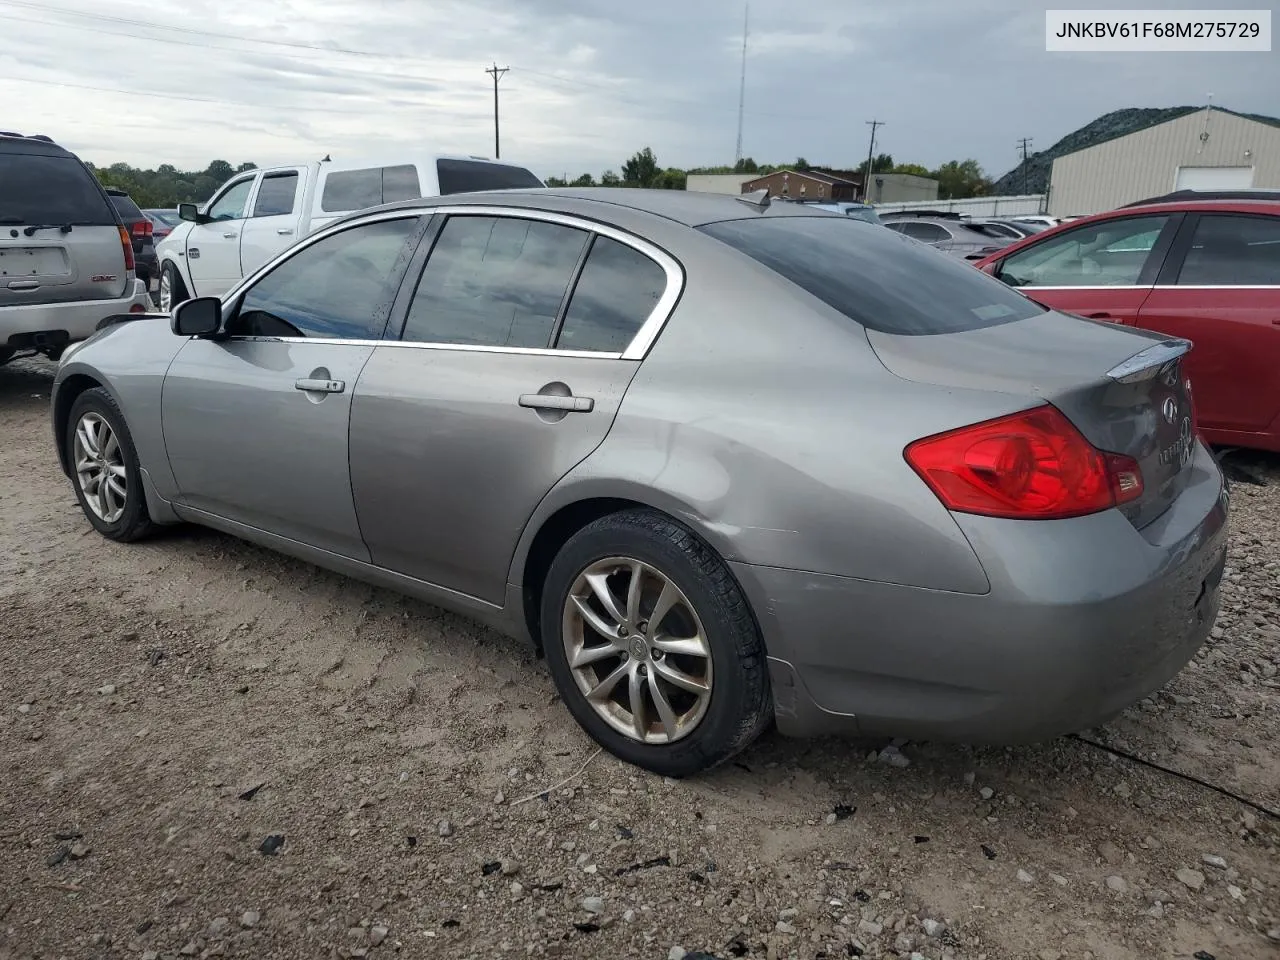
159, 262, 188, 313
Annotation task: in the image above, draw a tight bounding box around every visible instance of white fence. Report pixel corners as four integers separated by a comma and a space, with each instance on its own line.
872, 194, 1049, 217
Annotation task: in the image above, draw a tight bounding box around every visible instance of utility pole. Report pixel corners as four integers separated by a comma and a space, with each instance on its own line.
1016, 137, 1034, 195
863, 119, 884, 202
734, 2, 749, 166
485, 62, 509, 158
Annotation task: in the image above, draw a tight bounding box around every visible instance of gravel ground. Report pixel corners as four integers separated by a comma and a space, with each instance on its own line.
1, 357, 1277, 960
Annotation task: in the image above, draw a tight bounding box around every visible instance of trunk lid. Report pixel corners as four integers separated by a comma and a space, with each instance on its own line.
0, 226, 130, 305
866, 311, 1197, 529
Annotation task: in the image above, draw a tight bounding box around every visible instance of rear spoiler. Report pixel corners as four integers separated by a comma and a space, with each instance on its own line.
1105, 339, 1191, 384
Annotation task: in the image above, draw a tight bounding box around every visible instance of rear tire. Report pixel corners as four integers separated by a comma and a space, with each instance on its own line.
541, 509, 772, 777
66, 387, 155, 543
159, 261, 188, 313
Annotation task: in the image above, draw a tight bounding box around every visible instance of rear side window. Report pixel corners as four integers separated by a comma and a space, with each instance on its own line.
401, 215, 588, 348
108, 192, 144, 221
435, 159, 543, 195
1177, 214, 1280, 285
700, 216, 1044, 336
0, 153, 115, 225
901, 221, 949, 243
557, 237, 666, 352
253, 173, 299, 217
320, 165, 424, 213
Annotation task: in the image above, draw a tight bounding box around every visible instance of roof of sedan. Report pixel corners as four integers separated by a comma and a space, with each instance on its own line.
358, 187, 842, 228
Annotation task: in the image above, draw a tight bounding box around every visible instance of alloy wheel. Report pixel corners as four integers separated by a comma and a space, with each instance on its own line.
73, 412, 127, 524
158, 270, 172, 312
561, 557, 713, 744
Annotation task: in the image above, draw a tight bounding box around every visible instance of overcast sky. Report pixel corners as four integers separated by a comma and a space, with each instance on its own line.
1, 0, 1275, 181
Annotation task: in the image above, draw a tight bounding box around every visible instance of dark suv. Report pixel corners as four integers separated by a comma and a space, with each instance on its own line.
0, 132, 152, 365
104, 188, 158, 291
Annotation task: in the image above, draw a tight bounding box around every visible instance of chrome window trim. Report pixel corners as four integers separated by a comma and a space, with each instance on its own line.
222, 336, 626, 361
219, 204, 685, 361
1008, 284, 1280, 291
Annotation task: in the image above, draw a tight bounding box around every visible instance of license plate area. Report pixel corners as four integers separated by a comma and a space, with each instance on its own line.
0, 246, 71, 278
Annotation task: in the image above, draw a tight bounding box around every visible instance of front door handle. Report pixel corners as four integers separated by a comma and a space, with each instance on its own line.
295, 378, 345, 394
277, 228, 295, 236
1085, 312, 1113, 319
519, 393, 593, 413
223, 231, 239, 239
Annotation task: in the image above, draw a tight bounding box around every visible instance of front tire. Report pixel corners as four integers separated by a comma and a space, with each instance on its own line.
66, 387, 155, 542
159, 261, 188, 313
541, 509, 771, 777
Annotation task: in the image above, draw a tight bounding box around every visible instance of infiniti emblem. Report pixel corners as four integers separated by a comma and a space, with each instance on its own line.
1162, 396, 1179, 425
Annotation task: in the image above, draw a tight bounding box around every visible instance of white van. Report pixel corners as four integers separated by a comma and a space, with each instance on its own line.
155, 154, 544, 309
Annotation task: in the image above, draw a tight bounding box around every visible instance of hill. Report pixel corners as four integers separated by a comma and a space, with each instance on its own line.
991, 106, 1280, 196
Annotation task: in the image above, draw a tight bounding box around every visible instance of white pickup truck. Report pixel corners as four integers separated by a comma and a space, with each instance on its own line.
155, 153, 544, 310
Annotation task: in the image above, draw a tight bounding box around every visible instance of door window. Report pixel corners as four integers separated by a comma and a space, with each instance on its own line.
1176, 214, 1280, 286
252, 173, 299, 217
998, 215, 1169, 287
206, 178, 254, 222
556, 236, 667, 352
320, 165, 424, 213
229, 217, 420, 339
900, 221, 949, 243
400, 215, 589, 349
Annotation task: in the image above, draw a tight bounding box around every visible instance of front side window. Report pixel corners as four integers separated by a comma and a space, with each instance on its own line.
997, 215, 1169, 287
207, 178, 254, 221
253, 173, 299, 217
556, 236, 667, 353
230, 217, 420, 339
700, 215, 1044, 336
1177, 214, 1280, 286
400, 215, 589, 348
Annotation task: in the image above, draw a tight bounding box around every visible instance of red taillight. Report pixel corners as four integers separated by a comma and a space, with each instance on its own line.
904, 405, 1144, 520
117, 225, 135, 271
131, 220, 153, 237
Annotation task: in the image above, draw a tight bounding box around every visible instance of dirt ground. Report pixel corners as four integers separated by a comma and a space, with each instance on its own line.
1, 357, 1277, 960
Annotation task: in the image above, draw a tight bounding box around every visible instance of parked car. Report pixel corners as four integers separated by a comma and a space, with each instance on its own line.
143, 208, 180, 240
974, 198, 1280, 453
803, 201, 883, 224
52, 189, 1228, 776
1005, 215, 1062, 230
880, 212, 1011, 259
984, 217, 1052, 237
0, 132, 152, 365
104, 188, 158, 289
155, 154, 544, 311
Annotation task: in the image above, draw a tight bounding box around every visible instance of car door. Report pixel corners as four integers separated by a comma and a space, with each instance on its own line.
1135, 212, 1280, 434
162, 213, 428, 559
349, 210, 679, 605
991, 213, 1180, 324
238, 169, 304, 277
185, 173, 258, 298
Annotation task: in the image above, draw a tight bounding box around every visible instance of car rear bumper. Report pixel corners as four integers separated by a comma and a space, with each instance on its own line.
1, 278, 154, 348
734, 439, 1229, 743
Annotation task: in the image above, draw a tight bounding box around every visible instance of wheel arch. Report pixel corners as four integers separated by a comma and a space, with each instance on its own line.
513, 484, 742, 652
158, 252, 194, 298
53, 372, 109, 476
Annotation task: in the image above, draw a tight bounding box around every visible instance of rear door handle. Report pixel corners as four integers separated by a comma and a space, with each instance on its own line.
519, 393, 593, 413
7, 280, 39, 291
295, 378, 345, 394
277, 228, 295, 236
1085, 312, 1113, 319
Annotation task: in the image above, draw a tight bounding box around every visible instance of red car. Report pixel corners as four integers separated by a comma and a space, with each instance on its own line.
974, 199, 1280, 453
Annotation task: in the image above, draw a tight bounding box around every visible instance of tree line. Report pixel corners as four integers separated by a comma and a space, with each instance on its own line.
87, 160, 257, 208
545, 148, 995, 200
85, 149, 996, 207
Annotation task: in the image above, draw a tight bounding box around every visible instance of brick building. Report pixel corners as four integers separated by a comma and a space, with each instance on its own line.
741, 169, 862, 201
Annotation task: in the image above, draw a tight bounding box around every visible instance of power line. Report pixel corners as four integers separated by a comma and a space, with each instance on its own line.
485, 63, 509, 159
1016, 136, 1034, 195
863, 119, 884, 202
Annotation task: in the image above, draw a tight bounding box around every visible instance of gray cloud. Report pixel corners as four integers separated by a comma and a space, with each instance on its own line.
0, 0, 1273, 183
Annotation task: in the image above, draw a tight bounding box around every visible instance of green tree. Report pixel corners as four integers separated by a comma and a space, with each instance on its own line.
205, 160, 234, 182
857, 153, 894, 175
622, 147, 660, 187
891, 162, 932, 177
571, 173, 596, 187
600, 170, 622, 187
544, 176, 569, 187
656, 168, 687, 190
733, 157, 759, 174
932, 159, 991, 199
793, 157, 811, 171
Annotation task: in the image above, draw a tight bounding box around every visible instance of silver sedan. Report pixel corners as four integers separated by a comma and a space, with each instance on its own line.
50, 188, 1229, 776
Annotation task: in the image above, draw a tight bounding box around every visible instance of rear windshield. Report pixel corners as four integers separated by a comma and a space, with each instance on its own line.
699, 216, 1045, 335
436, 158, 543, 195
0, 153, 116, 225
108, 193, 144, 221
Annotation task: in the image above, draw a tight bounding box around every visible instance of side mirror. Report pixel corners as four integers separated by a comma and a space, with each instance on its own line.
178, 202, 210, 224
171, 297, 222, 337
